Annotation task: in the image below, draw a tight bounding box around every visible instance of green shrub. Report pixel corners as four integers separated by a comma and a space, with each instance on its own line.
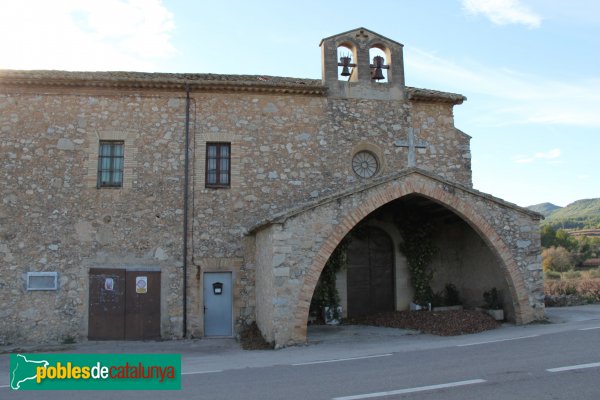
483, 288, 503, 310
563, 270, 582, 279
444, 283, 461, 306
545, 270, 561, 280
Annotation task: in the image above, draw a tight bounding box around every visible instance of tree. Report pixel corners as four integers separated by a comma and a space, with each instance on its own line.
542, 246, 573, 272
540, 225, 577, 251
555, 229, 577, 251
541, 225, 558, 249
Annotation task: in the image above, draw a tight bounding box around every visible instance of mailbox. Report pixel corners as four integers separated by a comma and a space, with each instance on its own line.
212, 282, 223, 295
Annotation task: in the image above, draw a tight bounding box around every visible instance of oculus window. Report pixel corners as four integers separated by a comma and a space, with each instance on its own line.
352, 151, 378, 178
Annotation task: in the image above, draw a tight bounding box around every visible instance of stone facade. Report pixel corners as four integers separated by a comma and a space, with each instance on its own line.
0, 27, 543, 346
0, 90, 186, 343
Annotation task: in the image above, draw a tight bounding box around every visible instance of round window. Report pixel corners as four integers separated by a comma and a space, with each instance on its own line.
352, 151, 378, 178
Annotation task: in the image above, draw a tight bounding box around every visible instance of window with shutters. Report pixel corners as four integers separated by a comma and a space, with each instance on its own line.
205, 142, 231, 188
97, 141, 124, 188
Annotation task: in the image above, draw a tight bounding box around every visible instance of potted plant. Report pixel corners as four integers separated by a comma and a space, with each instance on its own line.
483, 287, 504, 321
432, 283, 463, 311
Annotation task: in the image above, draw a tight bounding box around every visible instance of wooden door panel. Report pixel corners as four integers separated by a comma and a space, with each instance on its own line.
88, 268, 126, 340
346, 227, 394, 317
125, 271, 161, 340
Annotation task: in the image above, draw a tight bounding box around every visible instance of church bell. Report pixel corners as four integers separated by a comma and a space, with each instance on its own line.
338, 56, 354, 77
371, 55, 385, 80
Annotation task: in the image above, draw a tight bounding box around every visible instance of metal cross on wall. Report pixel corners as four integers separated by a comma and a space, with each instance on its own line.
394, 128, 428, 167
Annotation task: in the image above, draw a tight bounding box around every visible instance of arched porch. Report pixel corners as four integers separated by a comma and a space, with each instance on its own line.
249, 170, 543, 347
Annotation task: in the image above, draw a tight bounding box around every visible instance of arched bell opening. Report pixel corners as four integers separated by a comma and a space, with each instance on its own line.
336, 43, 358, 82
368, 45, 390, 83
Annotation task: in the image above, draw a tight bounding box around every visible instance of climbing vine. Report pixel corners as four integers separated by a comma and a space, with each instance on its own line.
310, 237, 351, 319
398, 222, 437, 307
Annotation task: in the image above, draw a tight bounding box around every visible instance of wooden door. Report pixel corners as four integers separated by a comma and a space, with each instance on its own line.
88, 268, 126, 340
346, 227, 394, 318
88, 269, 161, 340
125, 271, 161, 340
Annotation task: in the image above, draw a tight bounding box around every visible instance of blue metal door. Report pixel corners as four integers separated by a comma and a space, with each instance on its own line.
203, 272, 233, 336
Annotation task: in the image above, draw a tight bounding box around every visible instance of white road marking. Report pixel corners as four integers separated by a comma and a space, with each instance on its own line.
579, 326, 600, 331
0, 384, 10, 389
332, 379, 487, 400
547, 362, 600, 373
181, 370, 223, 375
292, 353, 393, 366
457, 335, 539, 347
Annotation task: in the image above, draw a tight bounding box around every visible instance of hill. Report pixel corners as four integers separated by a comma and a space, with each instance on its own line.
542, 198, 600, 229
527, 202, 561, 217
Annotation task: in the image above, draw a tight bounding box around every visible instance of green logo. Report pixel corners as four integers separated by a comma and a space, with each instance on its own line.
10, 353, 181, 390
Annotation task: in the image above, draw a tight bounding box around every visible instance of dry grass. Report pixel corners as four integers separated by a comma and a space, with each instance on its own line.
545, 274, 600, 303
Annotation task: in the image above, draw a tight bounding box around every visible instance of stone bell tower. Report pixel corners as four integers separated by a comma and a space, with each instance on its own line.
320, 27, 405, 100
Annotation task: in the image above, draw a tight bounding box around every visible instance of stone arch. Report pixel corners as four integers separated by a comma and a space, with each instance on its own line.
292, 175, 532, 342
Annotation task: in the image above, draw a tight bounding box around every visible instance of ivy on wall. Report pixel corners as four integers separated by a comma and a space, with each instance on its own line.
310, 237, 351, 318
398, 221, 438, 307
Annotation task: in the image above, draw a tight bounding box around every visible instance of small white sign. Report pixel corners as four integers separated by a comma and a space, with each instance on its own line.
104, 277, 114, 291
136, 276, 147, 294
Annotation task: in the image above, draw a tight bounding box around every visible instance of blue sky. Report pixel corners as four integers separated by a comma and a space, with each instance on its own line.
1, 0, 598, 207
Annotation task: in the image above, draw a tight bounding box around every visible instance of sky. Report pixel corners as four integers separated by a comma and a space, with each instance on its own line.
1, 0, 598, 208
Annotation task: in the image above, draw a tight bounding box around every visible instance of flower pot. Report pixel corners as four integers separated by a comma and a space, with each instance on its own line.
410, 302, 429, 311
486, 309, 504, 321
432, 305, 463, 312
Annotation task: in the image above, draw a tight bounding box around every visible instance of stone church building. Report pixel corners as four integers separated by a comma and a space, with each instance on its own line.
0, 28, 544, 347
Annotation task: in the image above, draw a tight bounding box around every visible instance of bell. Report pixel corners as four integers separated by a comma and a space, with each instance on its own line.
372, 67, 385, 80
371, 55, 385, 80
339, 56, 352, 77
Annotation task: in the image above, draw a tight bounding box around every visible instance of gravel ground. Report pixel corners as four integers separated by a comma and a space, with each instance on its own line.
345, 310, 501, 336
240, 310, 500, 349
239, 322, 275, 350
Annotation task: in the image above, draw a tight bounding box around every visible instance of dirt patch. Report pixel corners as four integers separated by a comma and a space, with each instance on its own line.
345, 310, 501, 336
239, 322, 275, 350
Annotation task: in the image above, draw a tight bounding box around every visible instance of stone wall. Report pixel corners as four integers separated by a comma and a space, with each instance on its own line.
191, 93, 470, 258
189, 91, 471, 335
0, 89, 187, 344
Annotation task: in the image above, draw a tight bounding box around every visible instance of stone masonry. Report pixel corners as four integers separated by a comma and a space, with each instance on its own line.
0, 28, 543, 346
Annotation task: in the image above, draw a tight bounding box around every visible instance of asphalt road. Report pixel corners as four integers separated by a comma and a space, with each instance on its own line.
2, 307, 600, 399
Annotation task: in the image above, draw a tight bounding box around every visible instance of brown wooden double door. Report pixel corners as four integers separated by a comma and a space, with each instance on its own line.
346, 227, 395, 318
88, 268, 161, 340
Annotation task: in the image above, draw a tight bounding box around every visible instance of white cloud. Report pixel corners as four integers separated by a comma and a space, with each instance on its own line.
0, 0, 176, 71
513, 148, 561, 164
462, 0, 542, 28
405, 48, 600, 128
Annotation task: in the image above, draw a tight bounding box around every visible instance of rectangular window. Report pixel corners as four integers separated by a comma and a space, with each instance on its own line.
206, 142, 230, 188
97, 141, 124, 188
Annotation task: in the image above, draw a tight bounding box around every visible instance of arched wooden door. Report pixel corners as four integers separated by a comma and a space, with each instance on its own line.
346, 226, 395, 318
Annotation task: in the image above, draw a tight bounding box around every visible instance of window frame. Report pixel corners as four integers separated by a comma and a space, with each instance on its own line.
27, 272, 58, 291
97, 140, 124, 189
205, 142, 231, 189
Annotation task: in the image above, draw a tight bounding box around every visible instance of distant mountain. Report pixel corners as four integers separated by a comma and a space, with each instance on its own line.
527, 202, 562, 217
534, 198, 600, 229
